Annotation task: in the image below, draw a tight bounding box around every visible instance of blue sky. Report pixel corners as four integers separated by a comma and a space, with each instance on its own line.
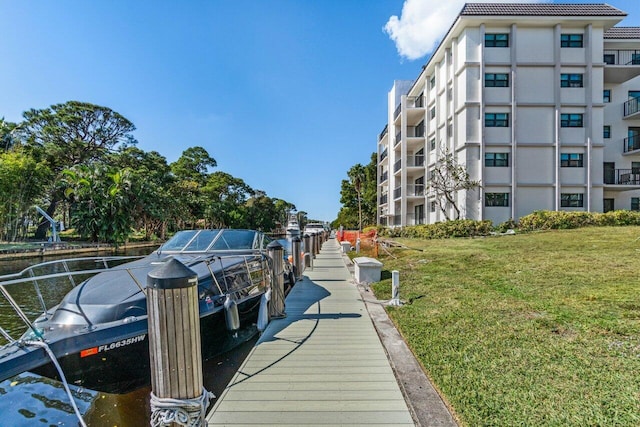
1, 1, 639, 222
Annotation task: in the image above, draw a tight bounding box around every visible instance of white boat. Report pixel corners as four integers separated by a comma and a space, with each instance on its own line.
286, 213, 300, 236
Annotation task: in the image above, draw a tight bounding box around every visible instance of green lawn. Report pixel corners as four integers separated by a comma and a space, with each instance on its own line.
371, 227, 640, 426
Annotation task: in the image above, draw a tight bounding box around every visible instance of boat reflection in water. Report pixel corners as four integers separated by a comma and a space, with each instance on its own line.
0, 372, 98, 426
0, 229, 294, 396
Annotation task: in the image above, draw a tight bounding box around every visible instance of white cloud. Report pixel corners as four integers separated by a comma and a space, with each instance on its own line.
384, 0, 546, 61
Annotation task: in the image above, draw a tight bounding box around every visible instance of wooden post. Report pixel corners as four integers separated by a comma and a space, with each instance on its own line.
303, 234, 313, 270
267, 241, 286, 319
147, 257, 207, 427
291, 236, 302, 280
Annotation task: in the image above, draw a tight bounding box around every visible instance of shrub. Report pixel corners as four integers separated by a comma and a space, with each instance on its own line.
519, 210, 640, 231
379, 219, 493, 239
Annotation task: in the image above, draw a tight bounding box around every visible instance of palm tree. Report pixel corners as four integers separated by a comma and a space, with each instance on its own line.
348, 164, 366, 231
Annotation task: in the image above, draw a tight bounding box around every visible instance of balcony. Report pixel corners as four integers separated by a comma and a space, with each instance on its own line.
623, 134, 640, 154
391, 184, 425, 199
379, 124, 388, 141
395, 131, 402, 146
603, 168, 640, 188
407, 124, 425, 138
379, 193, 388, 205
406, 95, 425, 124
406, 184, 425, 197
380, 148, 388, 161
624, 97, 640, 119
405, 213, 425, 225
379, 171, 388, 183
394, 159, 402, 173
407, 155, 425, 168
393, 103, 402, 121
604, 49, 640, 83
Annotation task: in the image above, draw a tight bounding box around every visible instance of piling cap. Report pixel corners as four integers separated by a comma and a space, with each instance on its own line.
266, 241, 284, 250
147, 257, 198, 289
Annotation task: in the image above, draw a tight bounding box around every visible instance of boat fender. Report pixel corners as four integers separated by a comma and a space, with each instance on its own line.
224, 295, 240, 332
257, 289, 271, 332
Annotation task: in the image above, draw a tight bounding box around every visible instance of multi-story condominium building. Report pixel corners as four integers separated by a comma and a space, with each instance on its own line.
377, 3, 640, 227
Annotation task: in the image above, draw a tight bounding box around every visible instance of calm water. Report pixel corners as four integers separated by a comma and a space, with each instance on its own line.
0, 245, 260, 426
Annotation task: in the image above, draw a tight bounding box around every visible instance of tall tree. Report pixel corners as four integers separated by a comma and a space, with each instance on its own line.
111, 147, 174, 239
63, 165, 135, 246
202, 171, 253, 228
170, 146, 216, 185
0, 147, 49, 241
20, 101, 136, 238
428, 150, 480, 220
0, 118, 20, 151
337, 153, 377, 229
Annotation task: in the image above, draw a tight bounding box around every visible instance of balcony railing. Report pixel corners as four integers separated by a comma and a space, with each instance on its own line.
407, 155, 425, 167
393, 186, 402, 199
405, 213, 425, 225
379, 171, 388, 183
623, 134, 640, 153
379, 124, 388, 141
394, 103, 402, 120
395, 132, 402, 145
391, 184, 425, 199
604, 168, 640, 185
380, 148, 388, 161
604, 49, 640, 66
624, 97, 640, 117
407, 124, 425, 138
394, 159, 402, 173
406, 184, 425, 197
379, 193, 388, 205
411, 94, 424, 108
393, 215, 401, 226
379, 216, 388, 226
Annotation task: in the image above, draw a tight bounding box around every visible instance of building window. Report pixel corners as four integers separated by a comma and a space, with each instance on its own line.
430, 76, 436, 89
485, 193, 509, 207
603, 125, 611, 139
603, 89, 611, 103
485, 113, 509, 127
485, 33, 509, 47
447, 122, 453, 138
560, 153, 583, 167
430, 201, 437, 212
604, 54, 615, 64
560, 113, 583, 128
429, 107, 436, 120
561, 193, 584, 207
632, 197, 640, 211
485, 73, 509, 87
561, 34, 583, 48
429, 138, 436, 151
485, 152, 509, 167
561, 74, 583, 88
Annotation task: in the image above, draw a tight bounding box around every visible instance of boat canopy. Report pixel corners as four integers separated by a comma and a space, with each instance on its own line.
159, 229, 268, 253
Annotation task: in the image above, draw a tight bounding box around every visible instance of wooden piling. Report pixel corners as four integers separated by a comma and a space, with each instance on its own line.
147, 257, 205, 426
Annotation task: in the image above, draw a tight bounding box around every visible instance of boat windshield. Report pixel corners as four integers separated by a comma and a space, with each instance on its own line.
160, 229, 260, 253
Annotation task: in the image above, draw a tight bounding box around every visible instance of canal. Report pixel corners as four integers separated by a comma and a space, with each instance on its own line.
0, 244, 266, 426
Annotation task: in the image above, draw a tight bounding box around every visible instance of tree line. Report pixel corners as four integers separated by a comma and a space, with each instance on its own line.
0, 101, 302, 244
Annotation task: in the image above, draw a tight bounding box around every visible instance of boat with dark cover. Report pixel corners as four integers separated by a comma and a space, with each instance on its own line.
0, 229, 293, 393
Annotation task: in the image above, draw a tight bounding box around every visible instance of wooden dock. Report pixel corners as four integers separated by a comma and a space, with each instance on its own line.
207, 238, 415, 426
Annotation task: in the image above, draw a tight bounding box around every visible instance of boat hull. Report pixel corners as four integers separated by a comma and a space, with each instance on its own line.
28, 293, 263, 394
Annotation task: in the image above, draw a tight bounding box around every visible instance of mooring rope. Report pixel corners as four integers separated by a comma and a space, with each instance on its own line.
150, 388, 215, 427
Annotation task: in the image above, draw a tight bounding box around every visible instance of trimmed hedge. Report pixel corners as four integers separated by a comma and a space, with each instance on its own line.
379, 219, 493, 239
519, 210, 640, 231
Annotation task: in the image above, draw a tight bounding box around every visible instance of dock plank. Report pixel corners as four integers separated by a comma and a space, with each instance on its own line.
207, 239, 415, 426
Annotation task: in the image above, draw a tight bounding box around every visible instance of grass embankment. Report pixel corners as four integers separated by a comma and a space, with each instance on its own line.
371, 227, 640, 426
